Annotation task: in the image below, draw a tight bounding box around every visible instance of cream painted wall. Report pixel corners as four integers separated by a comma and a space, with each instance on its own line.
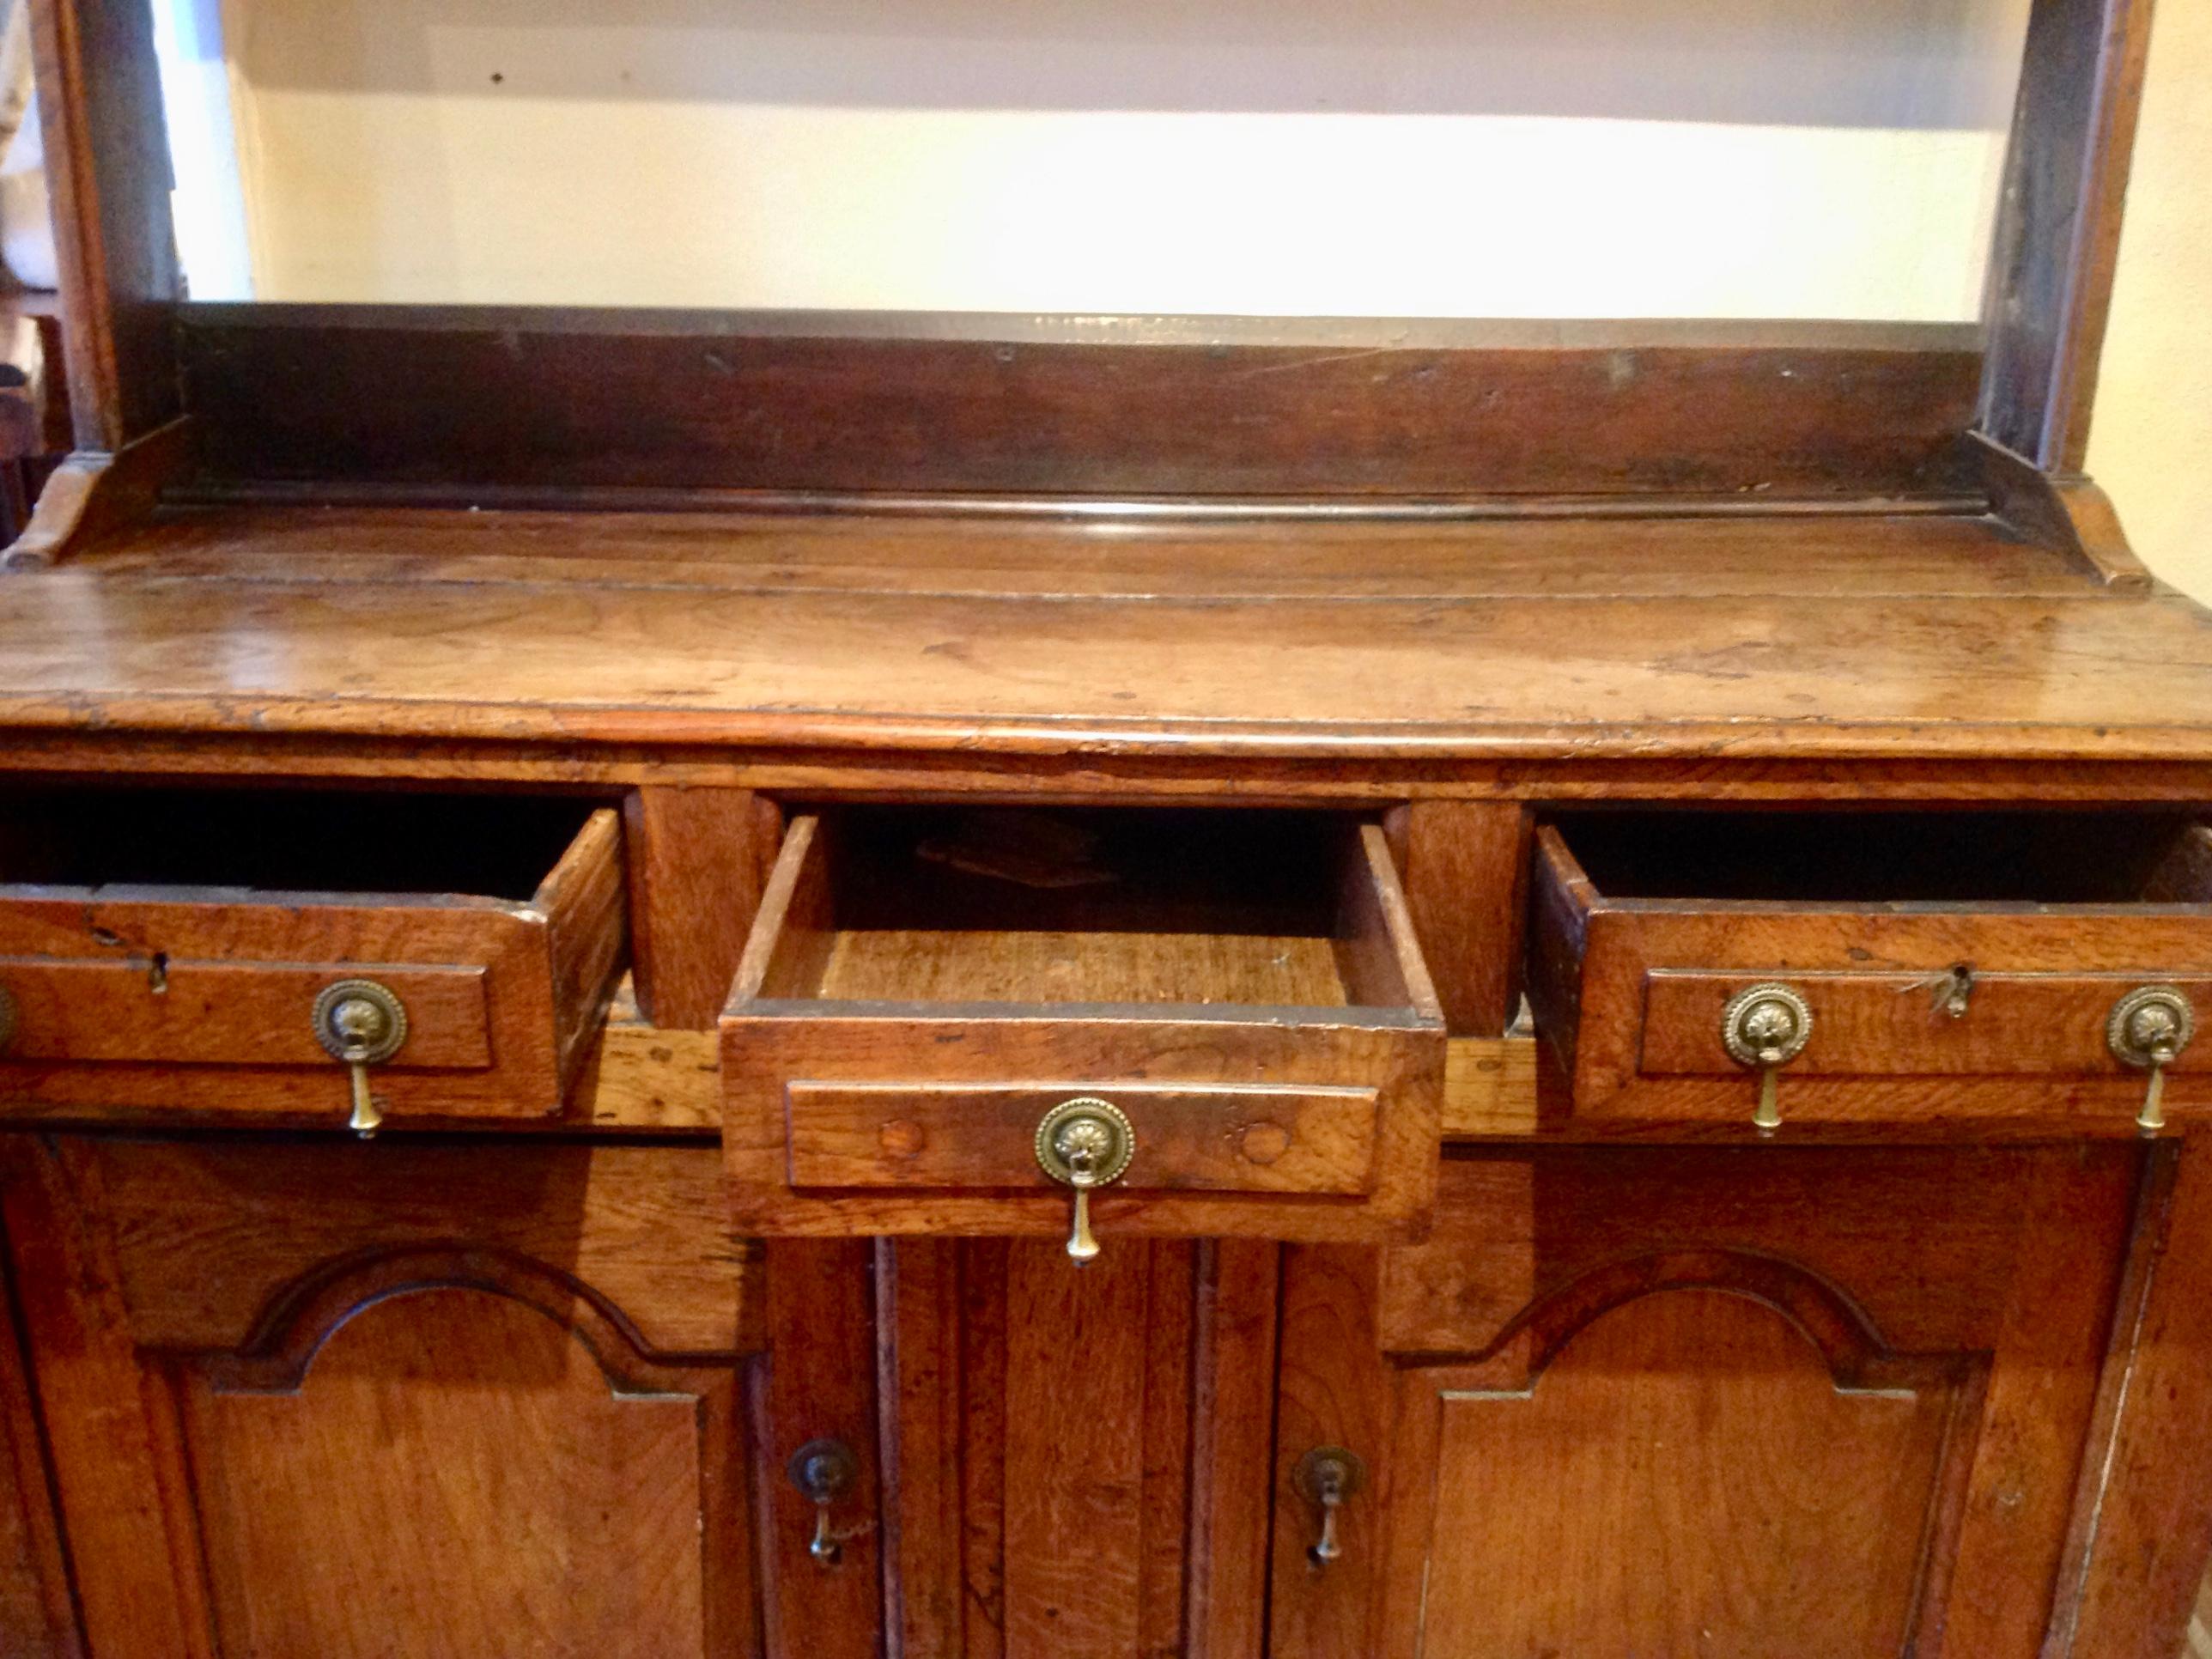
2084, 1, 2212, 603
204, 0, 2030, 320
167, 0, 2209, 596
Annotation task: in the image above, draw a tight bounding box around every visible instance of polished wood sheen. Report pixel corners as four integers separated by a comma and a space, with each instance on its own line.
0, 1135, 765, 1658
173, 309, 1984, 502
177, 1288, 741, 1657
3, 510, 2212, 758
0, 802, 628, 1122
1272, 1144, 2137, 1658
7, 0, 2212, 1650
722, 813, 1444, 1241
1417, 1291, 1972, 1656
1528, 816, 2212, 1125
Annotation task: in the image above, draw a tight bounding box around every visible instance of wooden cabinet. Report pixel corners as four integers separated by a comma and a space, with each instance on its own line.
14, 0, 2212, 1645
0, 1136, 882, 1658
1267, 1146, 2142, 1658
1529, 811, 2212, 1128
725, 809, 1444, 1245
0, 796, 2209, 1657
0, 791, 628, 1126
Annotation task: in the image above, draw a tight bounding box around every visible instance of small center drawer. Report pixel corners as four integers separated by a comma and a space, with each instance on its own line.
720, 807, 1443, 1242
0, 789, 627, 1126
1528, 811, 2212, 1129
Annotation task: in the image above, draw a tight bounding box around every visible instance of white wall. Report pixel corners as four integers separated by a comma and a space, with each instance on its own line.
197, 0, 2028, 320
2084, 0, 2212, 603
161, 0, 2212, 601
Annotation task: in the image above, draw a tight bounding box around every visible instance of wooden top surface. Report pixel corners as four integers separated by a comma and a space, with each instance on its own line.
2, 503, 2210, 762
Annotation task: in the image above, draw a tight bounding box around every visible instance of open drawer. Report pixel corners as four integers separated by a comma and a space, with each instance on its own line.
720, 807, 1444, 1243
1528, 811, 2212, 1130
0, 789, 626, 1127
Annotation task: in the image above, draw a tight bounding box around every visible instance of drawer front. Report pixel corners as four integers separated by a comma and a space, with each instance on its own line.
1528, 823, 2212, 1125
722, 811, 1445, 1240
0, 807, 627, 1124
1642, 970, 2212, 1078
0, 958, 491, 1068
727, 1012, 1438, 1239
785, 1079, 1380, 1194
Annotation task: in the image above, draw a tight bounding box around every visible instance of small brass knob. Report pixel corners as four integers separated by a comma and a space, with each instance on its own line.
2109, 985, 2196, 1134
1035, 1097, 1134, 1266
1722, 982, 1813, 1133
312, 979, 409, 1137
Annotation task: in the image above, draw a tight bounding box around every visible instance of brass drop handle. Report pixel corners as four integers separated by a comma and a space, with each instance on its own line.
312, 979, 409, 1138
1722, 982, 1814, 1133
787, 1437, 858, 1567
2109, 986, 2197, 1134
1292, 1446, 1366, 1568
1035, 1097, 1135, 1266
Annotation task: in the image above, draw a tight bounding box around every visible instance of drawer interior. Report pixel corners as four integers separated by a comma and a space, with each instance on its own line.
0, 787, 600, 901
1548, 810, 2209, 908
751, 806, 1421, 1012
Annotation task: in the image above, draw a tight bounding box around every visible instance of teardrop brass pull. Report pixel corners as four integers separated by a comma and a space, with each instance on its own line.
1292, 1446, 1367, 1568
1722, 982, 1813, 1133
1035, 1097, 1134, 1265
2109, 986, 2197, 1134
312, 979, 408, 1137
787, 1438, 859, 1568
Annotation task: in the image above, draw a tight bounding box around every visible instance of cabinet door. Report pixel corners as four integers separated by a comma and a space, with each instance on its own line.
0, 1246, 73, 1656
0, 1135, 883, 1659
1268, 1146, 2141, 1659
878, 1236, 1282, 1659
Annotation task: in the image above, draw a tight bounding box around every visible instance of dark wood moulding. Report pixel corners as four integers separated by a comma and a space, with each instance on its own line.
172, 307, 1985, 504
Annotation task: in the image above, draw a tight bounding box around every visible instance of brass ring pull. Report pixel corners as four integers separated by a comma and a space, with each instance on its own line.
1722, 982, 1813, 1133
1292, 1446, 1367, 1569
313, 979, 409, 1138
787, 1437, 859, 1568
1035, 1097, 1135, 1266
2109, 985, 2196, 1134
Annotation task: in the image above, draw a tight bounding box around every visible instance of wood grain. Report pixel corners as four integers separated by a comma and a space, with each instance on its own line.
1267, 1245, 1395, 1658
15, 510, 2212, 761
1417, 1291, 1972, 1657
1395, 800, 1529, 1036
820, 929, 1352, 1007
0, 1136, 211, 1657
1973, 430, 2153, 590
1978, 0, 2158, 472
1186, 1239, 1283, 1659
878, 1238, 973, 1658
1642, 968, 2212, 1075
175, 308, 1984, 501
1001, 1242, 1156, 1656
25, 0, 181, 452
725, 815, 1443, 1239
2051, 1139, 2212, 1656
624, 786, 780, 1029
0, 805, 626, 1122
1285, 1143, 2137, 1658
784, 1079, 1379, 1195
176, 1285, 743, 1658
1528, 821, 2212, 1123
3, 416, 191, 570
0, 1245, 77, 1656
752, 1241, 884, 1657
87, 1138, 752, 1357
79, 499, 2099, 597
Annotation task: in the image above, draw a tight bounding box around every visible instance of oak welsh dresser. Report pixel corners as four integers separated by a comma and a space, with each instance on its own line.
0, 1, 2205, 1654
